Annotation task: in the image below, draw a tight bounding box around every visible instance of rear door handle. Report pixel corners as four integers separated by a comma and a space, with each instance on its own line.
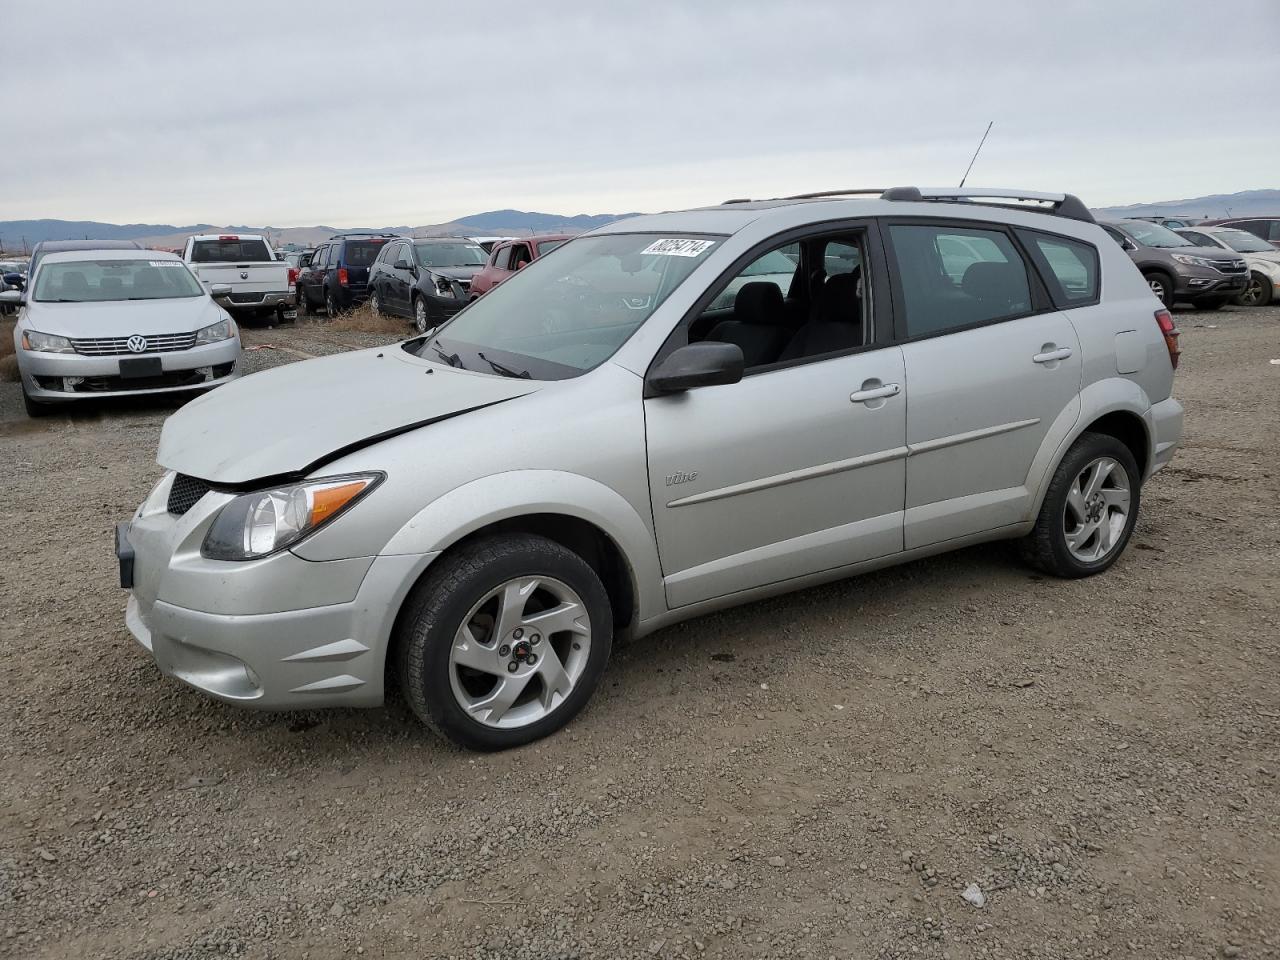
849, 382, 901, 403
1033, 347, 1073, 363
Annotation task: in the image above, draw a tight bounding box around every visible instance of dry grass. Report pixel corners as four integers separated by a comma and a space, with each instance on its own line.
0, 318, 17, 381
308, 302, 407, 335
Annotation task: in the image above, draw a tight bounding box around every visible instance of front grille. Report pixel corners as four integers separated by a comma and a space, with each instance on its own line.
71, 333, 198, 356
168, 474, 213, 516
1211, 259, 1247, 274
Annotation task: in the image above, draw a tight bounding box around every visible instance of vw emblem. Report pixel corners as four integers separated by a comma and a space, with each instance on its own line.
239, 271, 249, 280
126, 335, 148, 354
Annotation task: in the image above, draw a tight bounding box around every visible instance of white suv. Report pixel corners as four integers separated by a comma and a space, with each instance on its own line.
117, 187, 1184, 750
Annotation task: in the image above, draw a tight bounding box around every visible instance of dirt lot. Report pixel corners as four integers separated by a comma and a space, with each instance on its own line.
1, 308, 1277, 960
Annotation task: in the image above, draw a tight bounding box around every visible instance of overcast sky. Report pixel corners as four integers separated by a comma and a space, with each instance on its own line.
4, 0, 1278, 227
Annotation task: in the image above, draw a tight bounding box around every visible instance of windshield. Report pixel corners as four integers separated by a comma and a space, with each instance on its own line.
190, 239, 272, 262
416, 242, 487, 268
406, 233, 720, 380
1126, 222, 1192, 248
33, 259, 204, 302
1218, 230, 1276, 253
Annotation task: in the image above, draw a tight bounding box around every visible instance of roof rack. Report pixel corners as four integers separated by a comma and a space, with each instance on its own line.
328, 231, 404, 239
722, 186, 1094, 223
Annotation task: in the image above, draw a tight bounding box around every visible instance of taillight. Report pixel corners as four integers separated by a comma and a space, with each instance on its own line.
1154, 309, 1180, 369
337, 268, 349, 287
287, 267, 299, 286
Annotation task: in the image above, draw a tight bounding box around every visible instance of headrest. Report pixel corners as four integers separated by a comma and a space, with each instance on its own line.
733, 281, 786, 326
961, 261, 1026, 306
61, 271, 89, 292
133, 266, 164, 292
818, 269, 861, 324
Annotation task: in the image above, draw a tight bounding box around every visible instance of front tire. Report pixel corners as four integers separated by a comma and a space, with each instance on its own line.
1021, 432, 1141, 578
1235, 271, 1273, 308
412, 295, 430, 333
22, 385, 52, 418
369, 288, 383, 316
396, 534, 613, 751
1143, 271, 1174, 307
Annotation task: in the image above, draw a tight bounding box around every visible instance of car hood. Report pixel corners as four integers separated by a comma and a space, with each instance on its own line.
24, 296, 227, 337
157, 345, 541, 484
1243, 250, 1280, 265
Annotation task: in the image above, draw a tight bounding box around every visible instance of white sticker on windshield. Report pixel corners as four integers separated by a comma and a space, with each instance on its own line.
640, 238, 716, 258
149, 260, 185, 267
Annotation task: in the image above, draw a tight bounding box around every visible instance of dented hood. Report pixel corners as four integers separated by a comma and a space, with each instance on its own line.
157, 345, 539, 484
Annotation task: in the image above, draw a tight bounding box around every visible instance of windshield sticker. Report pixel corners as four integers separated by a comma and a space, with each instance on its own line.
641, 238, 716, 258
149, 261, 185, 267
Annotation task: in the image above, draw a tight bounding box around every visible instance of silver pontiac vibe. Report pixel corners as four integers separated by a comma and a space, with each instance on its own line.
118, 188, 1184, 750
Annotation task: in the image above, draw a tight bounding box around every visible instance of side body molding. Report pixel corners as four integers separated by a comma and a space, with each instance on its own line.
380, 470, 665, 629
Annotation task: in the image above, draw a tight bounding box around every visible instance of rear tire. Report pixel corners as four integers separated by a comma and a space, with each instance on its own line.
1143, 271, 1174, 307
1234, 271, 1273, 307
1021, 432, 1141, 578
296, 286, 309, 317
396, 534, 613, 751
325, 291, 341, 317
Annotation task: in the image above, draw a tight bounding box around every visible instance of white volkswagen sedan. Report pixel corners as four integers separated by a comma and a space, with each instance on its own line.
3, 249, 241, 416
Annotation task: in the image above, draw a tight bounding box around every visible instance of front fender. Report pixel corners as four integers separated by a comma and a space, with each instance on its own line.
380, 470, 665, 626
1024, 377, 1154, 518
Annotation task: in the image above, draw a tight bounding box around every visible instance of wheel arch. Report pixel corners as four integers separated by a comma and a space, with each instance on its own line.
1025, 380, 1155, 519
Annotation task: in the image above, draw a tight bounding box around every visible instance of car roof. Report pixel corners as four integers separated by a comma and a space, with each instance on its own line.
497, 234, 576, 247
413, 236, 484, 243
190, 233, 266, 241
40, 249, 181, 264
33, 239, 144, 253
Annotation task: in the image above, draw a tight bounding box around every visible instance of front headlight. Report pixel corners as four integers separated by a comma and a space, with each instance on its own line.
434, 278, 455, 299
1171, 254, 1216, 269
201, 473, 383, 561
194, 318, 235, 345
21, 330, 74, 353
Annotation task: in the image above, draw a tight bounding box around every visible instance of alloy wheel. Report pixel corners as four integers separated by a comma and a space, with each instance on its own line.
1148, 277, 1166, 301
1240, 275, 1264, 306
448, 576, 592, 730
369, 290, 381, 315
1062, 456, 1131, 563
414, 297, 429, 333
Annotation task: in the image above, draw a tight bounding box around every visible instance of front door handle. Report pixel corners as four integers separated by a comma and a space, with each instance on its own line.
849, 382, 901, 403
1033, 347, 1073, 364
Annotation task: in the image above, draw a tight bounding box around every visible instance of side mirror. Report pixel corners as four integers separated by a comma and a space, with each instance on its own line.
646, 341, 745, 395
1120, 238, 1137, 252
394, 258, 413, 271
2, 272, 23, 289
210, 283, 232, 298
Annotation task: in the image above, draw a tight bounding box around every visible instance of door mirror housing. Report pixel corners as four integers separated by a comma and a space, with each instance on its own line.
1120, 237, 1137, 252
210, 283, 232, 298
394, 258, 413, 271
2, 272, 23, 289
0, 289, 23, 305
646, 341, 745, 395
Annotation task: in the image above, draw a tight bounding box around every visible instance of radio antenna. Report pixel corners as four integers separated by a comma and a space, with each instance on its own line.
958, 121, 994, 188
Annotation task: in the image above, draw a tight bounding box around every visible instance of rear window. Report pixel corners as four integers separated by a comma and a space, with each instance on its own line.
190, 239, 272, 262
536, 239, 567, 257
342, 240, 388, 267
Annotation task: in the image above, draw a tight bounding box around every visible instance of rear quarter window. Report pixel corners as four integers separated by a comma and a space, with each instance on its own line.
1017, 230, 1100, 307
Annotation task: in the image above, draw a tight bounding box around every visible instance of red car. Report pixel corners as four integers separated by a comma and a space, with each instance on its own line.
468, 234, 573, 298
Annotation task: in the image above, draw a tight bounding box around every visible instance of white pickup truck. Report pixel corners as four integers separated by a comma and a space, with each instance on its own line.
182, 234, 296, 322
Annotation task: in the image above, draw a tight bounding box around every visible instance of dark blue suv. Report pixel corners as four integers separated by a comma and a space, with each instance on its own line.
295, 232, 401, 315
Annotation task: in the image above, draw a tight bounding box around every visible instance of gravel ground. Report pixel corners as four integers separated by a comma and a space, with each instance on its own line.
1, 307, 1277, 960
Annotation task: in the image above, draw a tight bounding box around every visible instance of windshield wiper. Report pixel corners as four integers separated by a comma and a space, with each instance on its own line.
429, 340, 464, 369
476, 351, 532, 379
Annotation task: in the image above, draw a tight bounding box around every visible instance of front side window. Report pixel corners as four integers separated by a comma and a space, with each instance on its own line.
407, 233, 719, 379
415, 241, 488, 268
1019, 231, 1099, 306
509, 243, 533, 269
34, 259, 204, 302
706, 246, 798, 311
889, 224, 1032, 337
189, 239, 272, 262
492, 245, 513, 271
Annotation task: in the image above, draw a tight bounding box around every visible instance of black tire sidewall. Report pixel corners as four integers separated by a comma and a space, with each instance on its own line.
1037, 433, 1142, 577
398, 535, 613, 751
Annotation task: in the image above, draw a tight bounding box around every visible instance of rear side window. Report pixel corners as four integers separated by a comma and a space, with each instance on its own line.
190, 239, 272, 262
1017, 230, 1100, 307
888, 224, 1033, 338
492, 246, 513, 270
342, 240, 387, 267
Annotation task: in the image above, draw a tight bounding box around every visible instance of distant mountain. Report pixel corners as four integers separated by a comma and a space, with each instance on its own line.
0, 209, 638, 253
1094, 189, 1280, 220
